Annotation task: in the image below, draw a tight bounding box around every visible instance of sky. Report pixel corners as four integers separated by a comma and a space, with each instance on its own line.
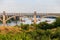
0, 0, 60, 13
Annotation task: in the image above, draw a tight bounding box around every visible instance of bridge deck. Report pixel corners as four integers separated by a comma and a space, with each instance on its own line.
0, 13, 60, 16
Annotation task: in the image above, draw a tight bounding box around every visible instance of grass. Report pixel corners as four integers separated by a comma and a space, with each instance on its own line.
0, 26, 59, 40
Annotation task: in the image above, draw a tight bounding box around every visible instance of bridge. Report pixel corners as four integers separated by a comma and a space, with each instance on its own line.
0, 11, 60, 26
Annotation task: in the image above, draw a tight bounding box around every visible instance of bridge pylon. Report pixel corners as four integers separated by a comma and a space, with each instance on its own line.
34, 11, 37, 24
2, 11, 6, 26
1, 11, 17, 27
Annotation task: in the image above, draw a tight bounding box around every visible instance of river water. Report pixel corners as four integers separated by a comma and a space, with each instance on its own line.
7, 17, 56, 26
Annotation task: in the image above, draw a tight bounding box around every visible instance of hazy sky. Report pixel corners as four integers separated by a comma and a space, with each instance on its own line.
0, 0, 60, 13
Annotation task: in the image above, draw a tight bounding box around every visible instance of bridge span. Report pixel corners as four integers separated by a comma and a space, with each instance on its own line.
0, 11, 60, 26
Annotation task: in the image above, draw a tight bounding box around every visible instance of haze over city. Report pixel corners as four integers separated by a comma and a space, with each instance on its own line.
0, 0, 60, 13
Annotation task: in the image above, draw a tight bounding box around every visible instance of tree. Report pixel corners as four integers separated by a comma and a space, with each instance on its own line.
53, 17, 60, 27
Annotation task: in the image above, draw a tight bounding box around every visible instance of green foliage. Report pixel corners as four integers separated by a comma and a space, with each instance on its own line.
38, 22, 49, 30
0, 21, 2, 24
37, 22, 54, 30
0, 31, 33, 40
6, 20, 12, 23
21, 24, 29, 30
0, 27, 60, 40
53, 17, 60, 27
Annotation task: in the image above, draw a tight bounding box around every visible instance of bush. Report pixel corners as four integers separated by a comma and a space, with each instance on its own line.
21, 24, 29, 30
53, 17, 60, 27
37, 22, 54, 30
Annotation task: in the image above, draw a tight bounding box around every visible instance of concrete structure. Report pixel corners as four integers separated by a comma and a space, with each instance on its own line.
34, 11, 37, 24
0, 11, 60, 26
0, 11, 16, 26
